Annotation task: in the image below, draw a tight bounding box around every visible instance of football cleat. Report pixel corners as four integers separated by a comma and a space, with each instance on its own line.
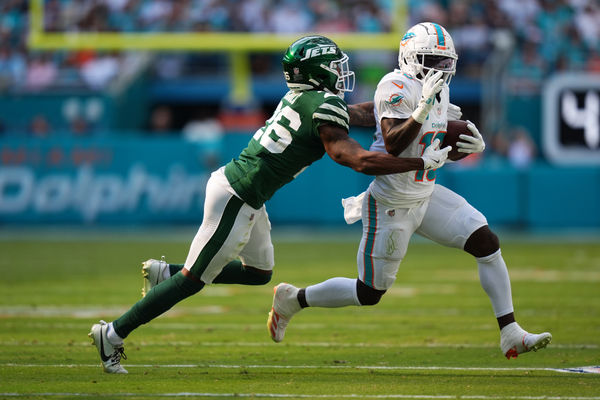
500, 322, 552, 359
88, 320, 128, 374
141, 256, 169, 297
267, 283, 302, 343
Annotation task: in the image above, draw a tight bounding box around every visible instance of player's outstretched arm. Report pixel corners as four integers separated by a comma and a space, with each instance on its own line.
319, 123, 447, 175
348, 101, 375, 127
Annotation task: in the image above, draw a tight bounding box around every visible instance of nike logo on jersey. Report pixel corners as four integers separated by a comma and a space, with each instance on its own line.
392, 81, 404, 89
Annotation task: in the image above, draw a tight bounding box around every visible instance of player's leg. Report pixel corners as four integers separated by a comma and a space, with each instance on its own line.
113, 183, 248, 332
114, 183, 248, 334
90, 169, 253, 373
463, 225, 551, 358
143, 258, 271, 293
142, 258, 262, 295
416, 184, 551, 358
268, 278, 388, 342
141, 212, 273, 293
463, 225, 514, 322
268, 191, 424, 342
298, 192, 415, 309
215, 206, 274, 285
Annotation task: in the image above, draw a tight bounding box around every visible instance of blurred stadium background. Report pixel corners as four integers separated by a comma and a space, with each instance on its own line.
0, 0, 599, 232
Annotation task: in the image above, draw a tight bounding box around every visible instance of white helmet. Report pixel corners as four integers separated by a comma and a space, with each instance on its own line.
398, 22, 458, 84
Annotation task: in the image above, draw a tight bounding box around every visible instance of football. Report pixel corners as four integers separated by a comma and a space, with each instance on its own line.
443, 120, 473, 161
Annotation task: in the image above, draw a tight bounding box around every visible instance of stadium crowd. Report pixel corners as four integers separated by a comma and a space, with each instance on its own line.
42, 0, 390, 33
1, 0, 598, 90
0, 0, 599, 147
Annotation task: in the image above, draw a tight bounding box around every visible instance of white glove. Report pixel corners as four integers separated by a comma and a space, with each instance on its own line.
447, 103, 462, 121
457, 120, 486, 154
421, 138, 451, 170
412, 69, 444, 124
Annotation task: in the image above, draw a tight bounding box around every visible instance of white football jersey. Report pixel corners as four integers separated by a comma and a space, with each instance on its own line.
369, 69, 449, 208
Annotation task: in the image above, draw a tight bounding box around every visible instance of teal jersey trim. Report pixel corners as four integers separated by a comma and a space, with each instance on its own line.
362, 193, 378, 288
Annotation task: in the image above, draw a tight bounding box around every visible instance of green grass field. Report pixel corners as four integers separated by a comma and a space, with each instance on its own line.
1, 231, 599, 399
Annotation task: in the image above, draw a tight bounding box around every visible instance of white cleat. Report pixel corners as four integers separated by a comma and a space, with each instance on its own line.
501, 322, 552, 359
267, 283, 302, 343
141, 256, 169, 297
88, 320, 128, 374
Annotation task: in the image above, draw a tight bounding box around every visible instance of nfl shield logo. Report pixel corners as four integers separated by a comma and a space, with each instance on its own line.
387, 209, 395, 217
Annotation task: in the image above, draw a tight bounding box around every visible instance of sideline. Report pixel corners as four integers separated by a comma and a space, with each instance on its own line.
1, 362, 597, 373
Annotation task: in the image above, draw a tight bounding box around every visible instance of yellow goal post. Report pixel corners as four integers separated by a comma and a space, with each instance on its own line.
28, 0, 406, 104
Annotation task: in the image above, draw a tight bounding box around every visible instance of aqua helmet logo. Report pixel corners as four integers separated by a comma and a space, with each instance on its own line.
400, 32, 416, 47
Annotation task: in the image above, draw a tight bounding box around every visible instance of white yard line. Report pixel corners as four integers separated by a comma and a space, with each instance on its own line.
1, 392, 599, 399
0, 363, 591, 373
0, 340, 596, 349
0, 305, 225, 317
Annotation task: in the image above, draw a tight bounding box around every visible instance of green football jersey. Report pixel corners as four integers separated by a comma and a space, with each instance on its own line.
224, 90, 350, 209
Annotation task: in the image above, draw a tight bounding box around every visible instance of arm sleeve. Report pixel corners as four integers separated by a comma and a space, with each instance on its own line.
313, 95, 350, 131
375, 79, 417, 122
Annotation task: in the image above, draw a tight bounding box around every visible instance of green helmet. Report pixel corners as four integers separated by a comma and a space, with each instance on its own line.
282, 35, 355, 95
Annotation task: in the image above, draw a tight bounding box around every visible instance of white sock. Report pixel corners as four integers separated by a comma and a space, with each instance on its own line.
305, 277, 361, 308
501, 321, 525, 335
106, 322, 124, 345
477, 249, 514, 317
162, 264, 171, 280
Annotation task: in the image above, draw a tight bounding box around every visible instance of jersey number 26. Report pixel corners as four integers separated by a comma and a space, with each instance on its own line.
253, 104, 301, 154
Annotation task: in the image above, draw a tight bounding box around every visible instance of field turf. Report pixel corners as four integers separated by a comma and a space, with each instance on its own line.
1, 231, 599, 399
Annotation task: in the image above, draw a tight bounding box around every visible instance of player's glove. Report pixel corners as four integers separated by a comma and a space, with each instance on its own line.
457, 120, 486, 154
447, 103, 462, 121
421, 138, 451, 170
412, 69, 444, 124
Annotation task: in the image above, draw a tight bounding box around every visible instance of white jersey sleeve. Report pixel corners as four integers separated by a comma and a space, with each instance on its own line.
370, 70, 421, 154
374, 70, 419, 121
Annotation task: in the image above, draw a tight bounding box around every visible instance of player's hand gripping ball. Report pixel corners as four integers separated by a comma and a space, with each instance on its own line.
443, 120, 485, 161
